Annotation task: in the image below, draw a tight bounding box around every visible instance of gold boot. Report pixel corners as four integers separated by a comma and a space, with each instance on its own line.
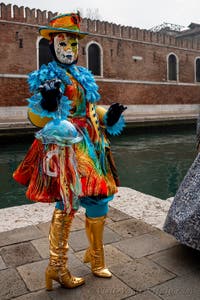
83, 216, 91, 263
45, 209, 85, 291
84, 215, 112, 278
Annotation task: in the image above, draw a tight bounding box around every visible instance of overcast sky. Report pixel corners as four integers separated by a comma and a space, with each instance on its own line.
2, 0, 200, 30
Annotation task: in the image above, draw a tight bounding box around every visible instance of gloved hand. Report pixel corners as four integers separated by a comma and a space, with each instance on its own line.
106, 103, 127, 126
39, 79, 62, 112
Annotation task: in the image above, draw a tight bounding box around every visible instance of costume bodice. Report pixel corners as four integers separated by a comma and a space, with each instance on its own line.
64, 72, 87, 118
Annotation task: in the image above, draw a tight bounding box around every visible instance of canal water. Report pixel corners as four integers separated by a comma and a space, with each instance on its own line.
0, 124, 197, 209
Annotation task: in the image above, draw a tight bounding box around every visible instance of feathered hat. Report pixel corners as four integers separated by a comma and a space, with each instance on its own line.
39, 12, 87, 40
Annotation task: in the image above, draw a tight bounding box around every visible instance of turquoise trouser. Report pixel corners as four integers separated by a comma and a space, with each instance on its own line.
55, 195, 114, 217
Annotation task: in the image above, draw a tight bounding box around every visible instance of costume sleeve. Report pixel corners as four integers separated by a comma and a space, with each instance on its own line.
96, 105, 125, 136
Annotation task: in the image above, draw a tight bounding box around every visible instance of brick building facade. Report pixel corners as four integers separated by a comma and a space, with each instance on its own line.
1, 2, 200, 109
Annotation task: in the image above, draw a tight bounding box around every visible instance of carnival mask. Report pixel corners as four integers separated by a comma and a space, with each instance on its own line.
54, 33, 78, 65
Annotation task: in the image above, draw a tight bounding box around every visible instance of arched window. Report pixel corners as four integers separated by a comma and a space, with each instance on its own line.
88, 43, 101, 76
168, 54, 178, 81
38, 38, 52, 68
195, 58, 200, 82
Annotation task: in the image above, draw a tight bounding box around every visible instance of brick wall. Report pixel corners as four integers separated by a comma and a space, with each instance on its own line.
97, 81, 200, 105
1, 2, 200, 107
0, 22, 38, 74
0, 78, 30, 106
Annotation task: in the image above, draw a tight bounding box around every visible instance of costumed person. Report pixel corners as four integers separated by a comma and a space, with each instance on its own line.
13, 12, 127, 290
196, 113, 200, 152
163, 115, 200, 250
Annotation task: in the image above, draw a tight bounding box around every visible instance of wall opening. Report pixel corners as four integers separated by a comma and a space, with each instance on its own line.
88, 43, 101, 76
168, 53, 178, 81
39, 38, 52, 68
196, 58, 200, 82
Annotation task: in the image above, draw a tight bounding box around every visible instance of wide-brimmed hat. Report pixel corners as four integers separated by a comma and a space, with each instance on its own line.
39, 12, 88, 40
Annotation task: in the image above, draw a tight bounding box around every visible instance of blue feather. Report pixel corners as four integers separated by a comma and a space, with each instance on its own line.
104, 115, 126, 136
68, 65, 100, 103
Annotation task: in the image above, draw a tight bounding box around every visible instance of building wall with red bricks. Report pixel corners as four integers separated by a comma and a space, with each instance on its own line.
0, 3, 200, 106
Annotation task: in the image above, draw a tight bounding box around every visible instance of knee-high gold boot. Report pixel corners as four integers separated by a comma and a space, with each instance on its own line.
83, 215, 112, 278
45, 209, 85, 290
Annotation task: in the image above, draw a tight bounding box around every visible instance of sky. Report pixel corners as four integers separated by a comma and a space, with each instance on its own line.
1, 0, 200, 30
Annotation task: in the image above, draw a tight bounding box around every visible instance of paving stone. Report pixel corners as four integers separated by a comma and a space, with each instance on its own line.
17, 260, 49, 291
68, 263, 91, 278
148, 244, 200, 276
74, 213, 85, 222
0, 242, 41, 267
71, 216, 85, 231
69, 227, 121, 252
2, 211, 200, 299
74, 249, 90, 264
113, 233, 177, 259
47, 273, 135, 300
67, 251, 85, 268
76, 244, 133, 268
125, 291, 162, 300
103, 226, 122, 244
149, 230, 179, 249
0, 226, 44, 247
31, 237, 49, 259
110, 257, 175, 292
107, 218, 155, 238
108, 206, 131, 222
105, 216, 114, 224
151, 269, 200, 300
17, 258, 89, 292
103, 244, 133, 266
69, 229, 88, 251
14, 290, 51, 300
0, 255, 6, 270
37, 222, 50, 236
0, 268, 28, 299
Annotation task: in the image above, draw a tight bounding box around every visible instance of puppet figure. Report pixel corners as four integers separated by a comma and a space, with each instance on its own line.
13, 12, 126, 290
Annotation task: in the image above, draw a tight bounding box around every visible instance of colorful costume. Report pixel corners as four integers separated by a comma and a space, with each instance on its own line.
13, 12, 126, 290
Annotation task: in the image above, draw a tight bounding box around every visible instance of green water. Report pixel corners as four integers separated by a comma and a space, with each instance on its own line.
111, 125, 196, 199
0, 125, 197, 208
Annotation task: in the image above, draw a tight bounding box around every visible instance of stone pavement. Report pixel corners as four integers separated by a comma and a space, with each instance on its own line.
0, 207, 200, 300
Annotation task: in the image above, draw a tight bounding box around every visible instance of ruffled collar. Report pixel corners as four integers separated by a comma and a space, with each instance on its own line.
67, 64, 100, 103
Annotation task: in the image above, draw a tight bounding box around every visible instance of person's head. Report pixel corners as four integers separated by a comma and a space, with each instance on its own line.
39, 12, 87, 65
49, 32, 79, 65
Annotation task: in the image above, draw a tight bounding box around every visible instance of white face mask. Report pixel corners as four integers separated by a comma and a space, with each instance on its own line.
54, 33, 79, 64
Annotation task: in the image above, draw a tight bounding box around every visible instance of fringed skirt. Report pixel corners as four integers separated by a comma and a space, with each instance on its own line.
13, 126, 118, 209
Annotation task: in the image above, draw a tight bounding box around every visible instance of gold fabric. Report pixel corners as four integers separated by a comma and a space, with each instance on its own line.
28, 109, 52, 128
84, 215, 112, 278
83, 216, 91, 263
45, 209, 85, 290
96, 105, 107, 124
